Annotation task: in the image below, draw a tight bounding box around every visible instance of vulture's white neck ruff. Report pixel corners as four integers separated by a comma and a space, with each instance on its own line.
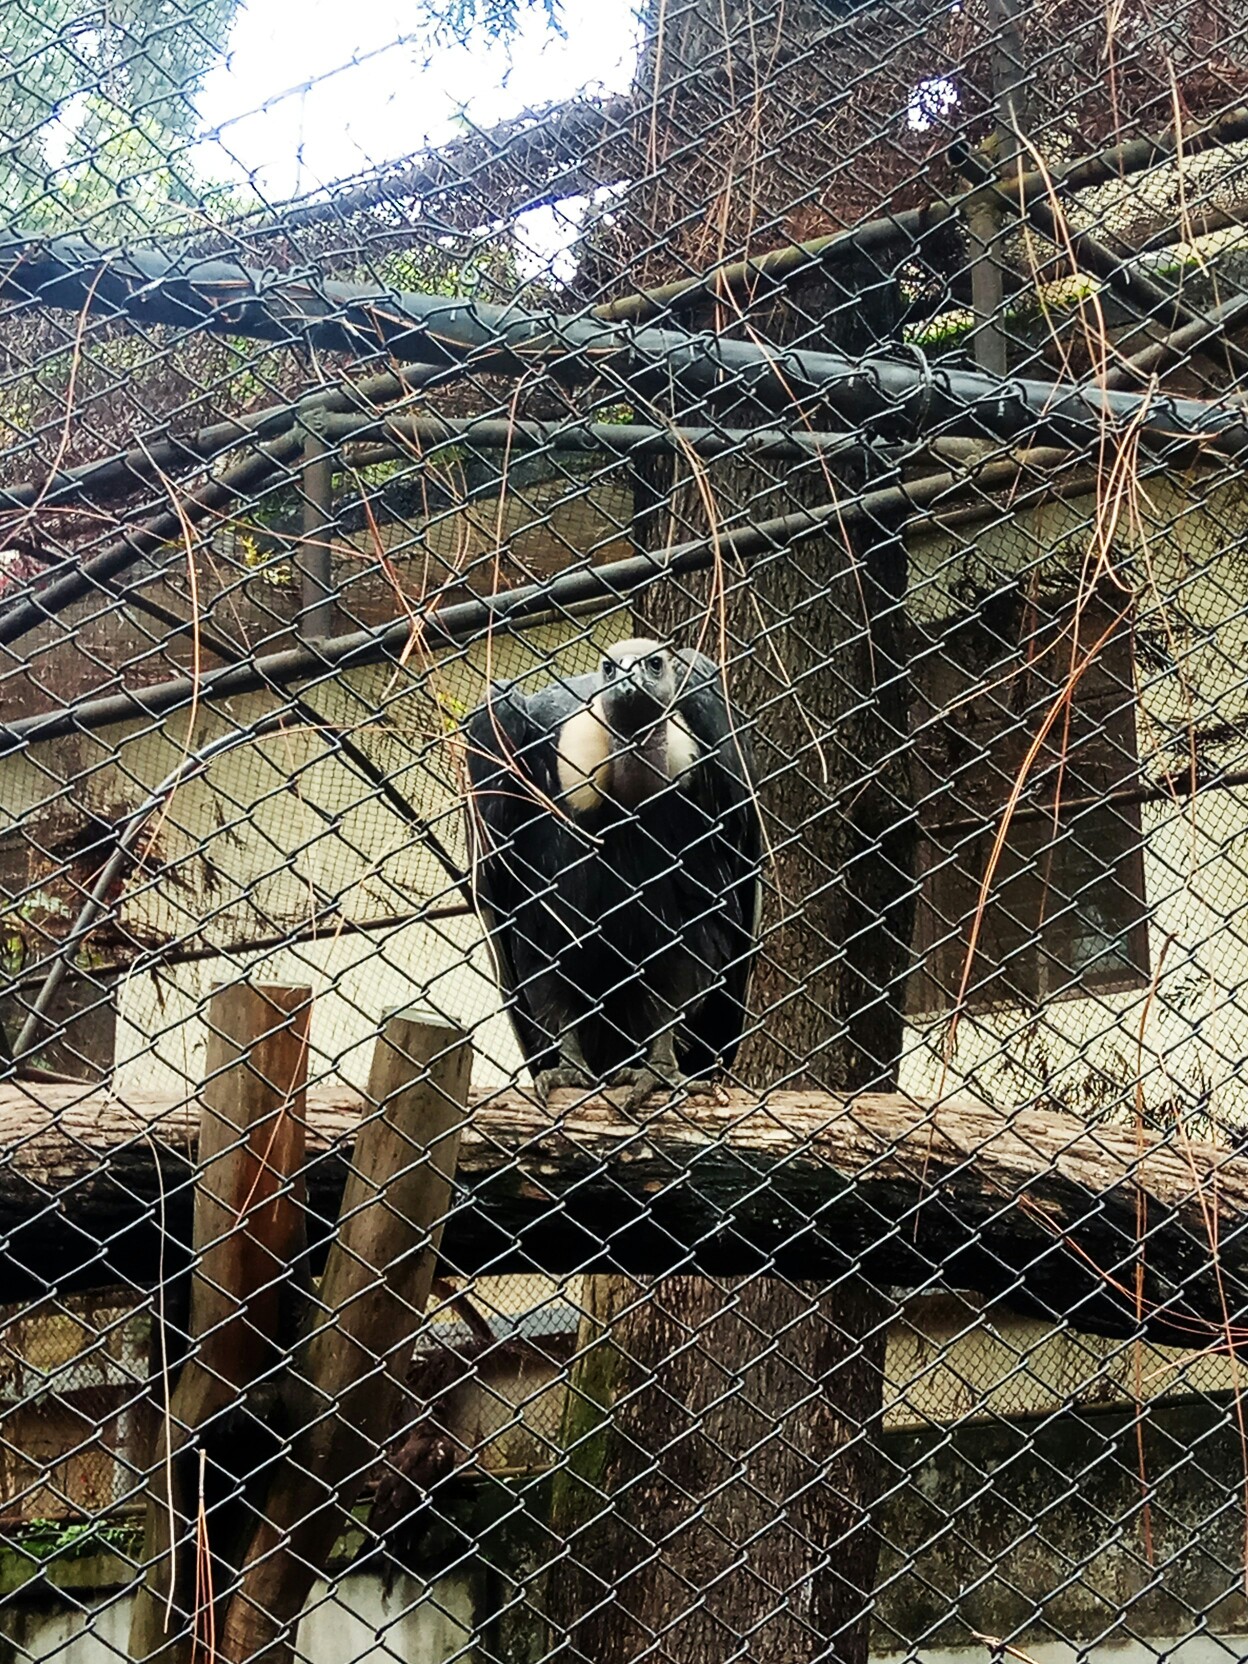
556, 698, 700, 813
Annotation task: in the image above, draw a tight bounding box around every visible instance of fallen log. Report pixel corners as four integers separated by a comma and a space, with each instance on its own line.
2, 1081, 1246, 1345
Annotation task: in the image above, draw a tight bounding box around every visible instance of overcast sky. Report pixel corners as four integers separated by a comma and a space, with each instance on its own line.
195, 0, 641, 206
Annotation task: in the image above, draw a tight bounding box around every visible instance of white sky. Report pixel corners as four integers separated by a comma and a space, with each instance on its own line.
195, 0, 642, 208
190, 1, 945, 274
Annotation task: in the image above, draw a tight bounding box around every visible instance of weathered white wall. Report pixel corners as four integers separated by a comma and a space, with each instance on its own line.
0, 1573, 477, 1664
901, 473, 1248, 1130
875, 1639, 1248, 1664
6, 1570, 1246, 1664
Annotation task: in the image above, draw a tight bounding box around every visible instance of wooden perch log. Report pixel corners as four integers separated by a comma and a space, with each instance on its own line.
128, 985, 311, 1664
218, 1011, 471, 1664
5, 1081, 1248, 1346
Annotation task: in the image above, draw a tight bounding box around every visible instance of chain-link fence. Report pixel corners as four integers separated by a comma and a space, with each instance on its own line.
3, 1, 1248, 1662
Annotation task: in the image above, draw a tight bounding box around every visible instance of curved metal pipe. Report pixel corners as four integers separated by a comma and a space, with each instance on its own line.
14, 711, 297, 1063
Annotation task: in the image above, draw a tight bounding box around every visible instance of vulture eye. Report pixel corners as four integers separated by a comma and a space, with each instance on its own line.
646, 655, 664, 677
601, 658, 616, 679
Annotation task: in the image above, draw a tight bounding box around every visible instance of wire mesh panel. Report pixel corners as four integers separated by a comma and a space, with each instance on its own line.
3, 1, 1248, 1663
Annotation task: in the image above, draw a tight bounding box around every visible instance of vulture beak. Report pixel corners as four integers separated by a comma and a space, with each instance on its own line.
601, 662, 664, 738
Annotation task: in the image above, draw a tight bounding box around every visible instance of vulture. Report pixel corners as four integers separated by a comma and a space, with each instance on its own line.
465, 638, 761, 1106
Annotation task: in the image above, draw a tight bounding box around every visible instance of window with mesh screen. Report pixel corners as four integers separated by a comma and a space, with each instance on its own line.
910, 583, 1151, 1014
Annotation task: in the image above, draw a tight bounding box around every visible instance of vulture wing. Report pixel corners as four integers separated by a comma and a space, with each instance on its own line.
671, 651, 763, 1076
466, 657, 761, 1084
464, 673, 596, 1075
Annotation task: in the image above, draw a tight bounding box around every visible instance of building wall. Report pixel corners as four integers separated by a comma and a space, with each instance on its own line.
6, 474, 1248, 1664
7, 468, 1247, 1123
901, 472, 1248, 1132
5, 1387, 1247, 1664
0, 1572, 478, 1664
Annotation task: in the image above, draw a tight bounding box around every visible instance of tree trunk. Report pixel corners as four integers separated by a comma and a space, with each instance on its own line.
554, 3, 915, 1656
555, 432, 910, 1664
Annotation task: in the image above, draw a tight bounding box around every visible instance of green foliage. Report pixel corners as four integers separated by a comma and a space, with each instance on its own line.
370, 237, 523, 307
17, 1518, 142, 1563
425, 0, 563, 43
1, 0, 240, 231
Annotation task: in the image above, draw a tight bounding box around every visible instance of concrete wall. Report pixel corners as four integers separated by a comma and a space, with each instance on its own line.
6, 463, 1248, 1664
0, 1573, 477, 1664
7, 1391, 1248, 1664
877, 1393, 1248, 1656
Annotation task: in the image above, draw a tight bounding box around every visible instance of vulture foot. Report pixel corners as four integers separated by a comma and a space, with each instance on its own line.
534, 1065, 595, 1102
609, 1065, 694, 1111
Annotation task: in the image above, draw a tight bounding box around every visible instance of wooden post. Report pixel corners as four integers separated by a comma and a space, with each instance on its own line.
129, 984, 311, 1664
298, 411, 334, 640
218, 1010, 471, 1664
968, 0, 1028, 377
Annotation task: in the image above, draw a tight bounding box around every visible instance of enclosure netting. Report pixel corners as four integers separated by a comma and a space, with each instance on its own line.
3, 0, 1248, 1660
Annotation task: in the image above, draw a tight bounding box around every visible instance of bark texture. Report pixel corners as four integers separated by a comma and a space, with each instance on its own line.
551, 0, 917, 1651
2, 1081, 1245, 1344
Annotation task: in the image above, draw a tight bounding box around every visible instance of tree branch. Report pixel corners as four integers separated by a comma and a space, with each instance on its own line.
212, 95, 637, 242
4, 1080, 1247, 1346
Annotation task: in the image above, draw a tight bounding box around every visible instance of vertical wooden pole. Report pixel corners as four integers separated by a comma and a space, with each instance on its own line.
191, 985, 312, 1389
298, 412, 334, 640
129, 984, 311, 1664
968, 0, 1028, 377
967, 201, 1009, 377
218, 1010, 471, 1664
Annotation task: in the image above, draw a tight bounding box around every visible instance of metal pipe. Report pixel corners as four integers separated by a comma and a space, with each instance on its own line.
6, 899, 473, 1000
928, 763, 1248, 837
0, 364, 448, 515
1022, 199, 1248, 379
0, 445, 1169, 753
7, 414, 842, 674
5, 234, 1248, 459
158, 93, 1248, 325
319, 412, 869, 462
1103, 292, 1248, 390
0, 431, 305, 649
0, 414, 871, 521
10, 712, 472, 1059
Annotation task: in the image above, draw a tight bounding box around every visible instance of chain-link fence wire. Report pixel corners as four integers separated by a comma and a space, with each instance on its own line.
5, 0, 1248, 1660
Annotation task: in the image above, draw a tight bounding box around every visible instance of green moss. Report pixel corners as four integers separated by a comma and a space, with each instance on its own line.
15, 1519, 142, 1563
548, 1307, 624, 1531
0, 1520, 143, 1597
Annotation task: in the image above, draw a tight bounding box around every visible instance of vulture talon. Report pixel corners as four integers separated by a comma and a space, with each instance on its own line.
610, 1066, 691, 1110
534, 1065, 595, 1102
